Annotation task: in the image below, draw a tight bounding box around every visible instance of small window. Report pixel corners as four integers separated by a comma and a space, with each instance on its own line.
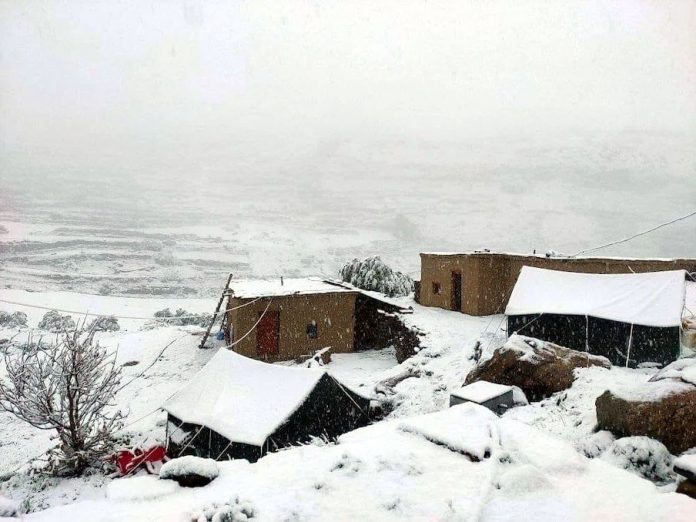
432, 282, 441, 295
306, 320, 318, 339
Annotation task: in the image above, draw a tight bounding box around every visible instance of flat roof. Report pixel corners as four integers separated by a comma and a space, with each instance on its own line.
228, 277, 354, 299
420, 251, 695, 262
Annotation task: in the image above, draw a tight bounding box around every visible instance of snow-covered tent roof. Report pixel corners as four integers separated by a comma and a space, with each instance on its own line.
228, 277, 353, 299
163, 349, 327, 447
505, 267, 686, 328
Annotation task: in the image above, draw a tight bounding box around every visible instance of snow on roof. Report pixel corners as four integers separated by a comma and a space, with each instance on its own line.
162, 349, 325, 446
451, 381, 513, 404
420, 250, 692, 261
322, 279, 413, 310
505, 266, 686, 327
228, 277, 354, 299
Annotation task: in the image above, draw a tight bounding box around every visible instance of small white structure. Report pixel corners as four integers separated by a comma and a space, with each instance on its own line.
450, 381, 514, 415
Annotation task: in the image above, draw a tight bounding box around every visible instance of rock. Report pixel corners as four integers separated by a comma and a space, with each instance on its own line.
159, 456, 219, 488
674, 454, 696, 481
595, 389, 696, 455
676, 479, 696, 500
465, 335, 610, 401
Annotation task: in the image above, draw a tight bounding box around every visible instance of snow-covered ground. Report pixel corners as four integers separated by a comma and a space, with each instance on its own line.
0, 290, 694, 519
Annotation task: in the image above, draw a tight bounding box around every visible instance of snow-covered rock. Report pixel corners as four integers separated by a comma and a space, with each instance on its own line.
339, 256, 414, 297
596, 366, 696, 454
160, 456, 219, 487
399, 403, 497, 461
674, 453, 696, 480
465, 335, 610, 401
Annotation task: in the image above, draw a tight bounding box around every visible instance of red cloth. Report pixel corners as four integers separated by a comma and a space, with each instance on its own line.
113, 446, 167, 476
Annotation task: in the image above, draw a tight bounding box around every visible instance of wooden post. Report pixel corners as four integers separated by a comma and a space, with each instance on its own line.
199, 273, 234, 349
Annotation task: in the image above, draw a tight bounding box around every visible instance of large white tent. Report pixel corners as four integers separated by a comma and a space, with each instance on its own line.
505, 267, 686, 366
505, 267, 686, 327
162, 349, 370, 460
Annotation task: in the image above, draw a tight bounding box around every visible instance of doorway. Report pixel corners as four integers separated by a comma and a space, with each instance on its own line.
256, 310, 280, 357
451, 272, 462, 311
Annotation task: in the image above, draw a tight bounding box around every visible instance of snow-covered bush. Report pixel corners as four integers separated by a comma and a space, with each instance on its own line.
37, 310, 76, 332
160, 456, 219, 487
576, 430, 615, 459
0, 311, 28, 328
152, 308, 212, 327
602, 436, 675, 484
0, 224, 8, 234
98, 282, 116, 295
191, 497, 255, 522
89, 315, 120, 332
339, 256, 414, 297
0, 324, 123, 476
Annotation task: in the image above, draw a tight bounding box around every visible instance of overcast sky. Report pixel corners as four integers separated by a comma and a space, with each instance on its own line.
1, 0, 695, 154
1, 0, 695, 260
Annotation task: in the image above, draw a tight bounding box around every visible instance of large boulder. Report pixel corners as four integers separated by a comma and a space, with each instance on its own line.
595, 358, 696, 455
465, 335, 610, 401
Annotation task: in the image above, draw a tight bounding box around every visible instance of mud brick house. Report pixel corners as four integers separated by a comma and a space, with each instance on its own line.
417, 251, 696, 316
224, 278, 418, 362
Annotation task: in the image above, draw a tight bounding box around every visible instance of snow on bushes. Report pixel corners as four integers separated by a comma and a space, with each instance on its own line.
575, 431, 615, 459
160, 456, 219, 487
89, 315, 120, 332
150, 308, 212, 328
602, 436, 675, 484
339, 256, 414, 297
0, 311, 28, 328
37, 310, 76, 332
190, 497, 256, 522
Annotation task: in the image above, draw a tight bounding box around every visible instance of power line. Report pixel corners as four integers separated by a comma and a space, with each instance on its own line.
573, 209, 696, 257
0, 296, 263, 321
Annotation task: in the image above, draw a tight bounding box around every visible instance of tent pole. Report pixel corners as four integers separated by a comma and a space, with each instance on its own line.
625, 323, 634, 368
585, 315, 590, 366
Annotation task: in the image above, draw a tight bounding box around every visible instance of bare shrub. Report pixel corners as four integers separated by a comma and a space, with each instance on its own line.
0, 325, 123, 476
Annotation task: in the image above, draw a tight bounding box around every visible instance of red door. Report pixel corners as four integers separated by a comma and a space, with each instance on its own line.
256, 311, 279, 358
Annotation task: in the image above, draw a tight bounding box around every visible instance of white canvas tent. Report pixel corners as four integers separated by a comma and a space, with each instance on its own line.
505, 267, 686, 366
506, 267, 686, 327
163, 349, 370, 460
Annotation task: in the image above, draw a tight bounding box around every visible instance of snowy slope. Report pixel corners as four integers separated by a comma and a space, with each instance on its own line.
25, 404, 696, 522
